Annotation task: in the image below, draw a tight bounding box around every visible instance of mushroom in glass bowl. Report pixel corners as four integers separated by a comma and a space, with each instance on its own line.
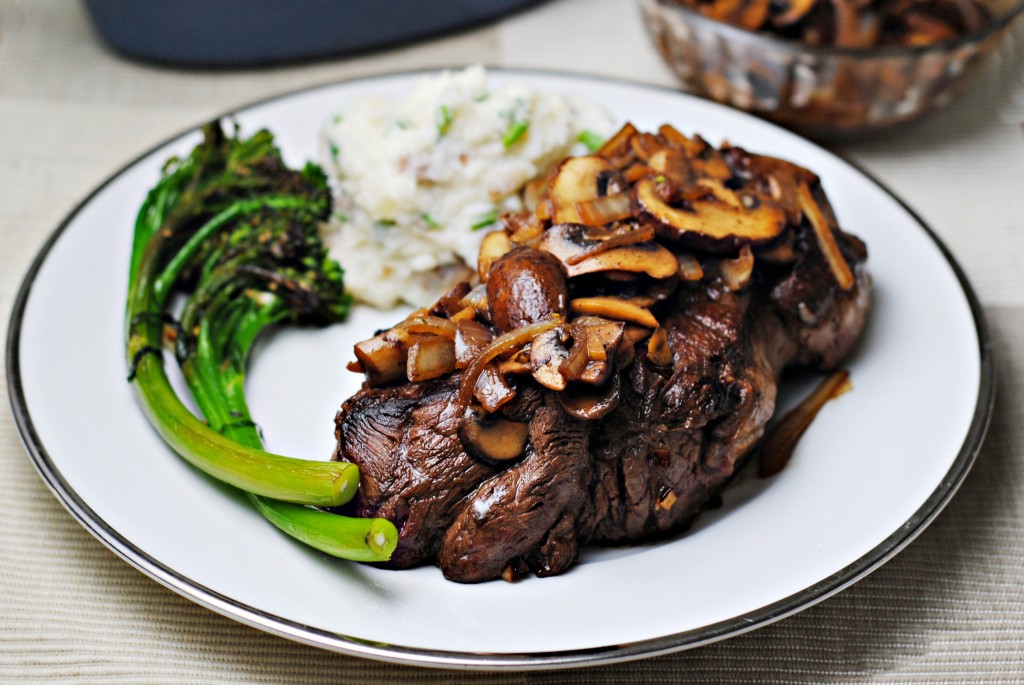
638, 0, 1024, 138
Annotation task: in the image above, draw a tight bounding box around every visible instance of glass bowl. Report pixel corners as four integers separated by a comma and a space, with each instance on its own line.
638, 0, 1024, 138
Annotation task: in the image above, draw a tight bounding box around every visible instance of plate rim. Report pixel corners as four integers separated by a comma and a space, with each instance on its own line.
5, 67, 996, 671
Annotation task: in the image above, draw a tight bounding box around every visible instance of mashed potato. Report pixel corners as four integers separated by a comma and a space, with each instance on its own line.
321, 66, 613, 309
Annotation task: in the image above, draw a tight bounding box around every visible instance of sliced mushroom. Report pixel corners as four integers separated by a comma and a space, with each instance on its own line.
458, 407, 529, 464
623, 164, 652, 185
635, 177, 785, 250
756, 231, 796, 264
522, 173, 549, 212
623, 324, 654, 347
567, 242, 679, 280
478, 230, 512, 282
670, 133, 733, 182
734, 150, 818, 224
353, 328, 410, 387
406, 334, 457, 382
539, 222, 655, 267
530, 329, 569, 391
570, 296, 659, 328
498, 348, 533, 376
458, 318, 562, 408
559, 331, 589, 382
571, 317, 626, 385
558, 375, 621, 421
646, 146, 695, 186
630, 132, 667, 162
549, 156, 614, 224
502, 210, 545, 247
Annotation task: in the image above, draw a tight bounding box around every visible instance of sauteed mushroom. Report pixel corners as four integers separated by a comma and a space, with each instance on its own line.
487, 247, 568, 333
558, 375, 621, 420
458, 407, 530, 464
636, 177, 786, 250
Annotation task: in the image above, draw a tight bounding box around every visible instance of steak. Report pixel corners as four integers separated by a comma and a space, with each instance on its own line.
333, 125, 870, 582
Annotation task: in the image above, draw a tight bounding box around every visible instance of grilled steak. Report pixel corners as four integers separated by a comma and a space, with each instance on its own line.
333, 124, 870, 582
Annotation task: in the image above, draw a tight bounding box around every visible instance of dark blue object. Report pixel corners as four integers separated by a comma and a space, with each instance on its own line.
83, 0, 545, 67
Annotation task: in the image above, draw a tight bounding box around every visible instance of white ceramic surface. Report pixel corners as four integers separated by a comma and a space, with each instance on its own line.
7, 71, 991, 669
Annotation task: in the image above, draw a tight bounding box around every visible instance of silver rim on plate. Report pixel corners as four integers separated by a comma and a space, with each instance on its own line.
5, 68, 996, 671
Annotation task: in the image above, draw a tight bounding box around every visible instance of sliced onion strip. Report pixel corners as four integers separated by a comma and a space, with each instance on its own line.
458, 317, 562, 408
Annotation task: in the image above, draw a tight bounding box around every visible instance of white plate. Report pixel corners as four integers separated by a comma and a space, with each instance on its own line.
7, 70, 993, 670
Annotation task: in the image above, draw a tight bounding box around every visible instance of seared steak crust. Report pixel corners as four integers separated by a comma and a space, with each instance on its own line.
335, 238, 868, 582
333, 125, 871, 582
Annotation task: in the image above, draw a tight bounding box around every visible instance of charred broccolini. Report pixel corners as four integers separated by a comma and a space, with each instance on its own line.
125, 122, 396, 562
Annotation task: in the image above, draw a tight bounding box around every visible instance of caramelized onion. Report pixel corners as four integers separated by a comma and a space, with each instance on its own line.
677, 253, 704, 281
596, 122, 639, 160
646, 327, 673, 366
719, 244, 755, 291
473, 364, 517, 412
458, 318, 562, 409
455, 319, 495, 369
575, 192, 632, 227
406, 335, 456, 382
402, 315, 459, 339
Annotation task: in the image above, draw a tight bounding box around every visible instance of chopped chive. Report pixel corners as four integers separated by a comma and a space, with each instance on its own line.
377, 219, 397, 227
396, 119, 409, 130
503, 120, 529, 148
422, 213, 440, 229
471, 210, 498, 231
577, 130, 606, 153
332, 114, 342, 124
335, 212, 348, 222
328, 141, 340, 162
474, 92, 491, 102
437, 105, 454, 138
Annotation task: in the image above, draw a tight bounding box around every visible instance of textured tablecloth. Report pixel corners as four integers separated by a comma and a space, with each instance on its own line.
2, 0, 1023, 681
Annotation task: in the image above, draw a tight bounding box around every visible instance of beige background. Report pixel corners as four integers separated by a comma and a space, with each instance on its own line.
2, 0, 1023, 681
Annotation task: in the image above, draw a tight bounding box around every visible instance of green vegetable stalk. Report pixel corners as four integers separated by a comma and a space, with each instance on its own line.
126, 121, 396, 561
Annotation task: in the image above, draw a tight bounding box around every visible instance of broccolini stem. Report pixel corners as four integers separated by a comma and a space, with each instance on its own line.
252, 497, 397, 562
128, 351, 360, 507
126, 121, 396, 562
127, 247, 359, 507
179, 291, 397, 562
